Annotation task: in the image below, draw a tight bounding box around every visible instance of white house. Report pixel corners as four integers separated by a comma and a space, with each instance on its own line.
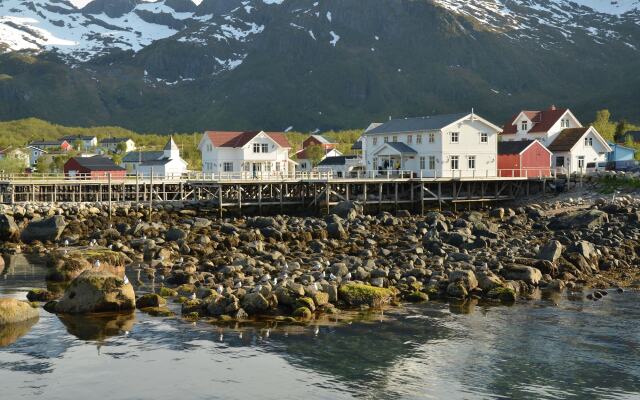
60, 135, 98, 149
316, 155, 363, 178
546, 127, 612, 173
199, 131, 294, 176
123, 137, 187, 177
500, 106, 611, 173
363, 112, 501, 178
26, 140, 72, 168
100, 137, 136, 153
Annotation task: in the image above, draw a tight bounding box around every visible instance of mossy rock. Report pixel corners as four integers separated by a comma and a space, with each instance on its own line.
140, 307, 175, 317
47, 248, 130, 282
174, 296, 188, 304
487, 286, 517, 303
26, 288, 59, 302
181, 299, 204, 315
405, 291, 429, 302
176, 284, 196, 296
158, 287, 178, 297
0, 298, 39, 325
82, 249, 131, 267
295, 297, 316, 312
293, 307, 312, 319
338, 283, 395, 308
184, 311, 200, 320
312, 292, 329, 307
136, 293, 166, 309
54, 270, 135, 314
218, 315, 235, 322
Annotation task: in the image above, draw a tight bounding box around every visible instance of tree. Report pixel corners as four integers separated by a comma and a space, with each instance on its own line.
592, 109, 616, 142
615, 120, 631, 142
305, 144, 325, 166
36, 155, 53, 173
116, 141, 128, 154
73, 139, 84, 152
0, 157, 26, 173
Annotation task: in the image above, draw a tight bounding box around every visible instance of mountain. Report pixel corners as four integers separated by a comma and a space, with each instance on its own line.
0, 0, 639, 133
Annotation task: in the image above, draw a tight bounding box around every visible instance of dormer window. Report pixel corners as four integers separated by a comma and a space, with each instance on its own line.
584, 137, 593, 147
521, 121, 528, 131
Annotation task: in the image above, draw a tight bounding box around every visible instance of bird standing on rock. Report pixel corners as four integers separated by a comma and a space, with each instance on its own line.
329, 273, 337, 281
123, 275, 130, 285
64, 239, 69, 247
190, 293, 196, 300
234, 281, 242, 289
94, 260, 101, 268
345, 272, 352, 281
216, 285, 224, 294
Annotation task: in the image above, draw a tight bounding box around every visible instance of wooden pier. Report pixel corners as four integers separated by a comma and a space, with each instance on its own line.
0, 171, 550, 215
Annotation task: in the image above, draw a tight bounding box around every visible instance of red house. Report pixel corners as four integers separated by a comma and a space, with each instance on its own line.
64, 156, 126, 179
498, 140, 552, 178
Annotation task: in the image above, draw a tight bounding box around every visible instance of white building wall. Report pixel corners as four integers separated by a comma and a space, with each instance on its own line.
200, 134, 291, 174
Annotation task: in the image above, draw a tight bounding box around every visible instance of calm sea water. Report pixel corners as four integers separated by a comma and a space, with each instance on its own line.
1, 257, 639, 400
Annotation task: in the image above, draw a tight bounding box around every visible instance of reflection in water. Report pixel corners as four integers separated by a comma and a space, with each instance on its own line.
58, 312, 136, 341
0, 317, 39, 347
0, 262, 639, 399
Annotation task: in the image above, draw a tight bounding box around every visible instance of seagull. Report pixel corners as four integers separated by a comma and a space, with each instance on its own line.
272, 278, 278, 286
329, 273, 337, 281
94, 260, 101, 268
64, 239, 69, 247
283, 262, 289, 271
190, 293, 197, 300
108, 244, 113, 250
234, 281, 242, 289
255, 284, 263, 293
238, 332, 243, 339
123, 275, 130, 285
261, 274, 271, 283
179, 257, 184, 263
314, 326, 319, 336
219, 333, 224, 342
216, 285, 224, 294
345, 272, 352, 280
314, 282, 322, 291
265, 329, 270, 338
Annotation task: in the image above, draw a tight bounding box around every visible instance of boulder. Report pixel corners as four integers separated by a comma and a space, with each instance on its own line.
241, 292, 270, 314
330, 201, 363, 220
136, 293, 166, 309
21, 216, 66, 243
446, 282, 468, 298
537, 240, 563, 262
54, 270, 135, 314
548, 210, 608, 230
0, 298, 39, 325
165, 227, 187, 241
26, 289, 59, 302
338, 283, 395, 307
503, 265, 543, 285
327, 222, 347, 240
448, 269, 478, 290
0, 214, 18, 241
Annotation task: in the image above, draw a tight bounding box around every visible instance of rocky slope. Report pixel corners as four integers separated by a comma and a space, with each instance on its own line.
0, 0, 639, 132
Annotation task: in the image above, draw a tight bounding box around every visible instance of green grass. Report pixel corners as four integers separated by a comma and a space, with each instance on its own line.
597, 175, 640, 194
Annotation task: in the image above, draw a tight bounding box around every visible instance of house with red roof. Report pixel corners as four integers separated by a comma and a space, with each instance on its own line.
501, 106, 611, 174
294, 135, 343, 171
199, 131, 294, 176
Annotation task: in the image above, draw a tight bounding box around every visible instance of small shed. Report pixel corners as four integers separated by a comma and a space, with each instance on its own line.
64, 156, 126, 179
498, 140, 551, 178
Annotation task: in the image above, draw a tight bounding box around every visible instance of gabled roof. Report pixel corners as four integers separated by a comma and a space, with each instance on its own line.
318, 155, 359, 166
60, 135, 96, 141
547, 128, 589, 152
100, 137, 133, 144
364, 122, 383, 132
374, 142, 418, 155
498, 140, 551, 155
502, 106, 569, 135
366, 113, 470, 135
29, 140, 67, 147
163, 136, 179, 151
140, 158, 171, 166
122, 151, 164, 163
203, 131, 290, 148
309, 135, 334, 145
68, 156, 125, 171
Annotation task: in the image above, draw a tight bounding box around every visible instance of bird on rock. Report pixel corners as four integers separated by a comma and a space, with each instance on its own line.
345, 272, 352, 281
255, 284, 263, 293
234, 281, 242, 289
329, 273, 337, 281
123, 275, 130, 285
216, 285, 224, 294
64, 239, 69, 247
190, 293, 197, 300
94, 260, 101, 268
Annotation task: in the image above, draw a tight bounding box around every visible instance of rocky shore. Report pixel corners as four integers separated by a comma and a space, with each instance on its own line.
1, 192, 639, 324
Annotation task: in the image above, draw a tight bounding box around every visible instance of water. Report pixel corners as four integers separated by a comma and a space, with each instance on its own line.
1, 259, 640, 400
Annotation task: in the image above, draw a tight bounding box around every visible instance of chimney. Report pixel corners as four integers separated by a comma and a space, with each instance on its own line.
550, 105, 556, 111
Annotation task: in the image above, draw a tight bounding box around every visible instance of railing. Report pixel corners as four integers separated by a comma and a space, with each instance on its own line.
0, 168, 564, 184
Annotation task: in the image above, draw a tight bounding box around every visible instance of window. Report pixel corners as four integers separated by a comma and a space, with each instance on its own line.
451, 132, 459, 143
429, 156, 436, 170
578, 156, 585, 169
261, 143, 269, 153
429, 132, 435, 143
265, 163, 272, 172
392, 135, 398, 142
468, 155, 476, 169
521, 121, 528, 131
223, 162, 233, 172
480, 132, 488, 143
206, 144, 213, 152
584, 137, 593, 146
407, 135, 413, 144
419, 156, 425, 169
416, 135, 422, 144
301, 162, 307, 169
384, 136, 389, 143
561, 119, 570, 128
373, 159, 378, 169
451, 156, 459, 170
275, 162, 281, 171
253, 143, 260, 153
373, 137, 378, 146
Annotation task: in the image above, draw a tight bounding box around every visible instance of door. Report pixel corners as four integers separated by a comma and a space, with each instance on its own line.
555, 156, 564, 168
252, 162, 262, 178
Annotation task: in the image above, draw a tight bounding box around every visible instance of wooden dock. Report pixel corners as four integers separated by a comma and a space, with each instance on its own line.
0, 170, 552, 215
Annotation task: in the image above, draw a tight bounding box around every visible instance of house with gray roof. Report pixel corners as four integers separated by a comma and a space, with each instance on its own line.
121, 137, 187, 177
362, 111, 502, 178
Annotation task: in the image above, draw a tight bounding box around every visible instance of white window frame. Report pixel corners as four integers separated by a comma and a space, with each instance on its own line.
428, 156, 436, 170
521, 121, 528, 131
392, 135, 398, 142
407, 135, 413, 144
261, 143, 269, 153
451, 132, 459, 144
578, 156, 585, 169
451, 156, 459, 170
419, 156, 425, 169
253, 143, 260, 153
384, 136, 389, 143
373, 137, 378, 146
428, 132, 435, 143
416, 134, 422, 144
468, 155, 476, 170
223, 162, 233, 172
480, 132, 488, 143
584, 137, 593, 147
